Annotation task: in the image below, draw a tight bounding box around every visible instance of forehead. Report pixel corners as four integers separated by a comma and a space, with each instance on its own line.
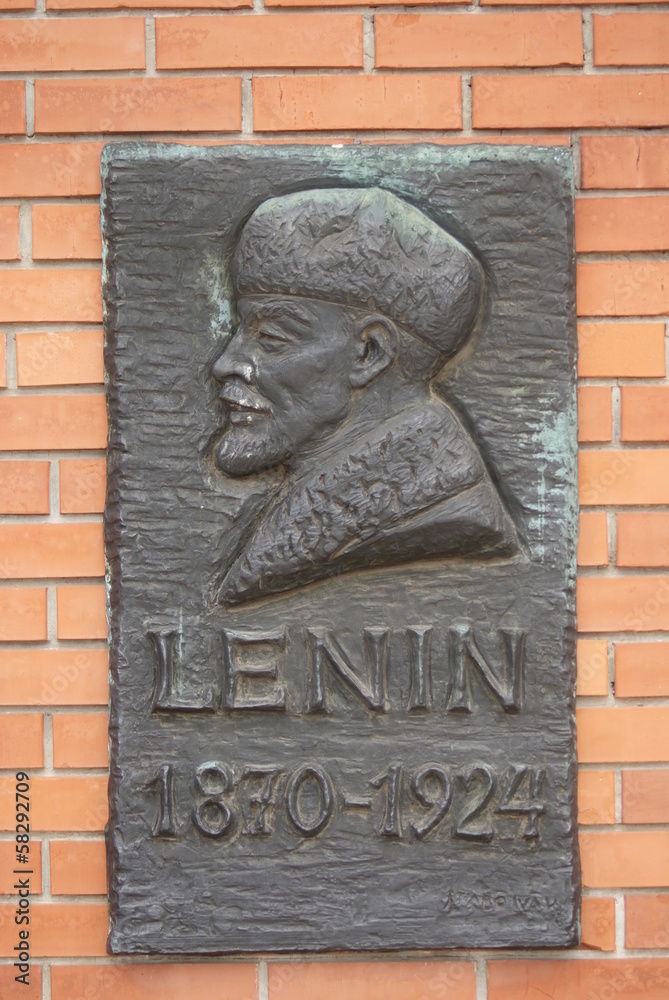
237, 295, 351, 331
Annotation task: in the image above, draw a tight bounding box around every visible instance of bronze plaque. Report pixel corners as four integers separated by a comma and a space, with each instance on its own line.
103, 144, 579, 952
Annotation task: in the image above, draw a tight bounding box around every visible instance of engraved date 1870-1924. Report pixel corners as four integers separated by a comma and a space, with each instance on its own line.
148, 759, 547, 846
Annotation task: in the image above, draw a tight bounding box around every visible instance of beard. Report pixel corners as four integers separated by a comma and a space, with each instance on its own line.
216, 417, 293, 476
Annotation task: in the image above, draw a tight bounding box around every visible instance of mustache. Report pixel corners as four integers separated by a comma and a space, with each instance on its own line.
218, 380, 271, 414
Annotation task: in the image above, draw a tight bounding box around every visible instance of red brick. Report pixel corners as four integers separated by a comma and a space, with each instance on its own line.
51, 840, 106, 895
60, 457, 106, 513
0, 775, 108, 831
0, 269, 101, 323
268, 962, 476, 1000
53, 712, 108, 767
157, 14, 362, 68
580, 451, 669, 506
52, 964, 258, 1000
0, 902, 107, 956
578, 769, 615, 824
582, 136, 669, 190
0, 963, 40, 1000
0, 523, 104, 579
626, 895, 669, 949
57, 585, 107, 640
618, 513, 669, 567
0, 142, 104, 197
576, 196, 669, 252
0, 17, 144, 71
578, 386, 612, 443
488, 958, 669, 999
577, 639, 608, 697
622, 387, 669, 442
376, 12, 582, 68
578, 512, 609, 567
35, 77, 241, 133
0, 841, 41, 894
0, 333, 5, 387
484, 0, 669, 5
16, 330, 103, 386
0, 648, 108, 706
594, 13, 669, 67
0, 714, 44, 768
578, 706, 669, 762
0, 461, 50, 514
0, 0, 34, 7
622, 770, 669, 824
616, 642, 669, 698
0, 588, 47, 642
32, 204, 101, 260
581, 831, 669, 888
579, 578, 669, 633
0, 395, 107, 451
50, 0, 250, 7
0, 80, 25, 134
577, 261, 669, 317
473, 74, 669, 129
0, 204, 20, 260
254, 75, 461, 131
578, 322, 665, 378
581, 896, 616, 952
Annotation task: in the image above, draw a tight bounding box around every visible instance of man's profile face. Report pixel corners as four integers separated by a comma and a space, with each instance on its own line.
213, 295, 359, 476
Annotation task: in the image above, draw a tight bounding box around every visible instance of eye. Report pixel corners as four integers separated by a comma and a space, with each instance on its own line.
256, 323, 294, 351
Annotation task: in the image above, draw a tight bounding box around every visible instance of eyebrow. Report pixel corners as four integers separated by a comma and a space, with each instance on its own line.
238, 297, 313, 330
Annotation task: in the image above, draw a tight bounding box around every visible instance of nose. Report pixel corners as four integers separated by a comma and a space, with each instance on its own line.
212, 325, 255, 384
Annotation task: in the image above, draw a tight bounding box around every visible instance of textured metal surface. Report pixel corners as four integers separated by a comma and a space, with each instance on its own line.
103, 143, 579, 954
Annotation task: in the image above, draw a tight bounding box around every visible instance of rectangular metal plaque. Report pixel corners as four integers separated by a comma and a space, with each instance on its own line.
103, 143, 579, 953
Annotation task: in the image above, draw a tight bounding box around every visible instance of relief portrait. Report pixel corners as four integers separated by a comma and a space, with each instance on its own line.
211, 187, 520, 606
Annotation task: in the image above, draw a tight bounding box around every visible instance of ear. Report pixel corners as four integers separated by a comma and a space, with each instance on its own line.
349, 315, 398, 388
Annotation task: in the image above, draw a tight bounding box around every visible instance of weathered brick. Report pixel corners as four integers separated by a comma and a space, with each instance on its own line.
253, 75, 461, 131
52, 712, 108, 767
594, 13, 669, 67
618, 513, 669, 567
578, 322, 666, 378
577, 706, 669, 761
375, 12, 582, 68
582, 136, 669, 190
0, 395, 106, 451
0, 461, 50, 514
35, 77, 241, 133
0, 587, 47, 642
60, 457, 106, 513
577, 512, 609, 567
0, 648, 108, 706
473, 74, 669, 128
581, 897, 616, 952
0, 142, 104, 197
57, 585, 107, 639
0, 17, 144, 71
626, 895, 669, 950
577, 638, 609, 697
577, 261, 669, 317
16, 330, 104, 386
51, 964, 258, 1000
0, 775, 108, 831
0, 523, 104, 579
581, 831, 669, 888
32, 204, 102, 260
0, 80, 25, 134
622, 770, 669, 824
578, 386, 612, 442
156, 14, 363, 69
576, 196, 669, 252
622, 387, 669, 442
578, 769, 615, 824
0, 714, 44, 768
0, 269, 101, 323
580, 451, 669, 506
616, 642, 669, 698
0, 204, 20, 260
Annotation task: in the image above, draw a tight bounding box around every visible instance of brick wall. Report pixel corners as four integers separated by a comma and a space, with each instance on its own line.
1, 2, 669, 998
